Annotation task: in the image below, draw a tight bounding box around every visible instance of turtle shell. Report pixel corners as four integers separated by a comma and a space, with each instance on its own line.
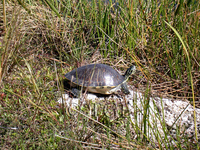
64, 64, 125, 94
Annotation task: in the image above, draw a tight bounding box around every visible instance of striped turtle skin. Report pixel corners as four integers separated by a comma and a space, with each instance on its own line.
65, 64, 136, 96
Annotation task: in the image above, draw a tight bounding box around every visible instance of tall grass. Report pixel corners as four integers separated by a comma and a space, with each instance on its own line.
0, 0, 199, 149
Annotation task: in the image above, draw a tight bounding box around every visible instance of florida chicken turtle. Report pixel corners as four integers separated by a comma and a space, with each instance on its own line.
64, 64, 136, 97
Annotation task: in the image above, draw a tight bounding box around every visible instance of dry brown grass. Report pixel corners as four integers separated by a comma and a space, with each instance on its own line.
0, 0, 199, 149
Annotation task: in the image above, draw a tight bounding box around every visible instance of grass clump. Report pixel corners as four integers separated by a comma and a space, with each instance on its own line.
0, 0, 199, 149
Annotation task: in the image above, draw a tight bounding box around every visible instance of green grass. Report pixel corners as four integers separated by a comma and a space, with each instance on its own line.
0, 0, 200, 149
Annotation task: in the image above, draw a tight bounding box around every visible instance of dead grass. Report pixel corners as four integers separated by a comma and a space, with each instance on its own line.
0, 0, 199, 149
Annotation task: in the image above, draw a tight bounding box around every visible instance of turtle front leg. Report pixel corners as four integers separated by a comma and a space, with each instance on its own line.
121, 83, 130, 94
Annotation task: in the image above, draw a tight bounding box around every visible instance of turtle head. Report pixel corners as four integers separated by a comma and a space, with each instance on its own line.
124, 65, 136, 80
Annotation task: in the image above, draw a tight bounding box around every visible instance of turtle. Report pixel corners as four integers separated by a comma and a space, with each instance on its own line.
64, 64, 136, 97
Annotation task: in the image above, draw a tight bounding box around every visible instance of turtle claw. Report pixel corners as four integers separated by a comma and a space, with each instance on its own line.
121, 83, 130, 94
71, 88, 81, 98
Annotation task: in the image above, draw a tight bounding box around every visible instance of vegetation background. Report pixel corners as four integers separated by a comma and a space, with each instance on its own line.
0, 0, 199, 149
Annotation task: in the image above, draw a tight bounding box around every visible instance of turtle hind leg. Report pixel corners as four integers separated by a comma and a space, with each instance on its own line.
121, 83, 130, 94
71, 88, 81, 97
